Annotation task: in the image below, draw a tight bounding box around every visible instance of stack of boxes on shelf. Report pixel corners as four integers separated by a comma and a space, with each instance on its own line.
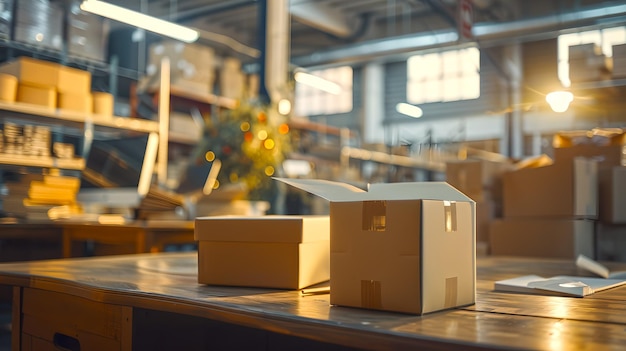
143, 40, 217, 96
556, 129, 626, 261
491, 128, 626, 259
568, 43, 613, 83
445, 158, 511, 255
0, 56, 114, 115
1, 170, 81, 220
611, 44, 626, 79
141, 39, 248, 101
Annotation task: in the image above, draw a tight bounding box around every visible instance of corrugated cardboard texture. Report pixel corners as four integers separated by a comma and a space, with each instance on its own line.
489, 218, 595, 258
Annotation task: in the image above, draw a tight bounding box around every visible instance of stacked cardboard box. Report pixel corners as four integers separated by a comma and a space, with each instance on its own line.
1, 172, 81, 220
219, 57, 245, 100
445, 158, 512, 254
67, 9, 109, 63
568, 43, 612, 83
490, 152, 598, 259
144, 40, 216, 95
0, 57, 114, 116
612, 44, 626, 79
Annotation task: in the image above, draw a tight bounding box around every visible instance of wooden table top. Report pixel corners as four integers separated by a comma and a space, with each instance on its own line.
1, 253, 625, 350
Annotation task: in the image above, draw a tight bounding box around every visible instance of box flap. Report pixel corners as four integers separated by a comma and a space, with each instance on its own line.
274, 178, 366, 201
275, 178, 474, 202
367, 182, 474, 202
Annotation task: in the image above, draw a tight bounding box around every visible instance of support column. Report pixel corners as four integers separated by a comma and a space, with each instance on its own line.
258, 0, 291, 105
502, 44, 523, 158
362, 63, 385, 144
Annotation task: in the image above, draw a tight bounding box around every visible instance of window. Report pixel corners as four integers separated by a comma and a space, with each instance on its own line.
407, 47, 480, 104
558, 27, 626, 87
294, 66, 353, 116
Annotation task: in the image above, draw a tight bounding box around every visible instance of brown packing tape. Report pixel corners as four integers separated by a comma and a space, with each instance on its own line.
361, 280, 382, 309
362, 201, 387, 232
444, 277, 458, 308
444, 201, 457, 232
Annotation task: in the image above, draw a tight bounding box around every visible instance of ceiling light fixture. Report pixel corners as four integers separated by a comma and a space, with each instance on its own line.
546, 90, 574, 113
294, 71, 341, 95
80, 0, 199, 43
396, 102, 423, 118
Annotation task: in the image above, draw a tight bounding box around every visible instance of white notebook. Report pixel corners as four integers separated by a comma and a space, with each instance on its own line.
495, 275, 626, 297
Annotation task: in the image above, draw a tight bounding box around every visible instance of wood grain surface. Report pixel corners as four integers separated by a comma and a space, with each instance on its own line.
1, 253, 625, 350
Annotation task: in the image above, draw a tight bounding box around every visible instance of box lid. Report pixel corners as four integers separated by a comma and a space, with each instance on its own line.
274, 178, 474, 203
194, 215, 330, 243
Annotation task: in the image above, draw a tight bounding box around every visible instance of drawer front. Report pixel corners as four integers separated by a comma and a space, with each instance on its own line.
20, 288, 132, 351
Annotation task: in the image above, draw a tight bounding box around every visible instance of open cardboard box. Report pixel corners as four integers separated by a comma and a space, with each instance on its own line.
195, 215, 330, 290
275, 178, 476, 315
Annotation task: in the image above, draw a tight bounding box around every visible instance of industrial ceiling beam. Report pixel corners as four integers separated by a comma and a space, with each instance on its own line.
290, 0, 354, 38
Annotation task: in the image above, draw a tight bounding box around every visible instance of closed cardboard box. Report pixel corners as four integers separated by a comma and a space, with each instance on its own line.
446, 159, 511, 202
146, 40, 215, 95
17, 84, 56, 108
599, 166, 626, 224
58, 93, 93, 113
503, 158, 598, 219
0, 57, 91, 95
1, 57, 60, 88
195, 215, 330, 290
489, 218, 595, 259
277, 178, 476, 315
58, 66, 91, 95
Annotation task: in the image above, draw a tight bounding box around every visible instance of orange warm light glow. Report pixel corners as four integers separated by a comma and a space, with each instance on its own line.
279, 123, 290, 134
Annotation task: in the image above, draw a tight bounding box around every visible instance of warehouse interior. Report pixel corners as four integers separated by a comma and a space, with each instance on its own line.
0, 0, 625, 257
0, 0, 625, 349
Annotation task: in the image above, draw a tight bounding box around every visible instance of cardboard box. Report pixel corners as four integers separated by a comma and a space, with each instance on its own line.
0, 57, 91, 95
146, 40, 215, 95
195, 215, 330, 290
17, 83, 56, 108
599, 166, 626, 224
1, 57, 60, 89
503, 158, 598, 219
276, 178, 476, 315
553, 129, 625, 169
58, 93, 93, 113
489, 218, 595, 259
445, 159, 511, 202
58, 66, 91, 95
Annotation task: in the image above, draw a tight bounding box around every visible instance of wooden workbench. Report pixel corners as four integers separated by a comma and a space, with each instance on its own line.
1, 253, 626, 350
0, 220, 195, 260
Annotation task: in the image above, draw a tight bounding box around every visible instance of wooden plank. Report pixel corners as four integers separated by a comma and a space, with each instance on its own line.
1, 254, 626, 350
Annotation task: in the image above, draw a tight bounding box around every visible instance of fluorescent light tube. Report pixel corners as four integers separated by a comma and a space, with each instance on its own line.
294, 71, 341, 95
396, 102, 423, 118
80, 0, 199, 43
